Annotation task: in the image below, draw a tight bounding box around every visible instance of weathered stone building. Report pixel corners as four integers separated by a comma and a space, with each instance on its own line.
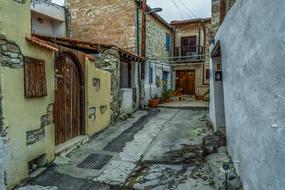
67, 0, 138, 53
144, 7, 174, 102
170, 18, 211, 97
67, 0, 174, 104
210, 0, 285, 189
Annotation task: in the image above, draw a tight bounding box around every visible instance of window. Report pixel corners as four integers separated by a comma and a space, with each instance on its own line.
24, 57, 47, 98
166, 33, 170, 52
163, 71, 169, 81
206, 69, 210, 80
149, 66, 153, 84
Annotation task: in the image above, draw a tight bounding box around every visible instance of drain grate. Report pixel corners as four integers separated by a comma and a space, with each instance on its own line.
77, 154, 113, 170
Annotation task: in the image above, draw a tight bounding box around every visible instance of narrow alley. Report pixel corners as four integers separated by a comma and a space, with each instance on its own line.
1, 0, 284, 189
16, 108, 242, 190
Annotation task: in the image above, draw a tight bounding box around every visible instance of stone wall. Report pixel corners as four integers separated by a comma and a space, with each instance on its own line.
94, 48, 121, 122
210, 0, 285, 189
211, 0, 220, 35
145, 15, 173, 59
67, 0, 137, 53
0, 34, 23, 69
212, 0, 236, 35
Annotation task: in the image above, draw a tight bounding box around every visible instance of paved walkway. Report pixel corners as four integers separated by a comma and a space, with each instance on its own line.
16, 108, 242, 190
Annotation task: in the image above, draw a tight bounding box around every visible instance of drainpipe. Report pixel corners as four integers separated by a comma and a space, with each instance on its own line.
198, 24, 201, 54
171, 27, 175, 90
136, 1, 143, 108
64, 7, 71, 38
136, 2, 140, 55
201, 20, 207, 85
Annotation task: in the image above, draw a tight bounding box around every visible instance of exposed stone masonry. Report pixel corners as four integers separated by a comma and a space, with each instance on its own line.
94, 48, 121, 122
67, 0, 137, 53
27, 104, 54, 145
212, 0, 236, 35
146, 16, 172, 59
0, 34, 23, 69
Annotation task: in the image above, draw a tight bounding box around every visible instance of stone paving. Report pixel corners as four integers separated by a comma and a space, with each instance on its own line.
16, 108, 243, 190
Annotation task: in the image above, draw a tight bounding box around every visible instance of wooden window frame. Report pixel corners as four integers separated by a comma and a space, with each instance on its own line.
24, 56, 47, 98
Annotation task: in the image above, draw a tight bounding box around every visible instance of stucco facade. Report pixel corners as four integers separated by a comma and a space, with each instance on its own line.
210, 0, 285, 189
0, 1, 112, 189
0, 1, 56, 188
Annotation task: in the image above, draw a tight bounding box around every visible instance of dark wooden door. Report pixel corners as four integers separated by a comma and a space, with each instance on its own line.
181, 36, 197, 56
176, 70, 195, 95
54, 53, 84, 145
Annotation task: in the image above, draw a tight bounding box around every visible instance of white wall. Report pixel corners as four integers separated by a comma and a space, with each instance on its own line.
120, 62, 140, 114
144, 60, 171, 103
210, 0, 285, 189
31, 0, 65, 21
31, 0, 66, 37
209, 57, 225, 130
31, 13, 54, 36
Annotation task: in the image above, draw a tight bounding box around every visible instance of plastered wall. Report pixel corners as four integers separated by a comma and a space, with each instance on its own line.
0, 1, 55, 189
210, 0, 285, 189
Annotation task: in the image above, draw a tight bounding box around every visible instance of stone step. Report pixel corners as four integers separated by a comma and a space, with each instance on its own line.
55, 135, 89, 156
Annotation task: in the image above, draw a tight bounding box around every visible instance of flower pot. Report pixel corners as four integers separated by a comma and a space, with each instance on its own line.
149, 99, 159, 108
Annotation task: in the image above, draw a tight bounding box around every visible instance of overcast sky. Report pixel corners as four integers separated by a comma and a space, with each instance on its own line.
52, 0, 211, 22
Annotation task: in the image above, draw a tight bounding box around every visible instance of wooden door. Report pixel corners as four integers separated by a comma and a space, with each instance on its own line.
181, 36, 197, 56
176, 70, 195, 95
54, 53, 84, 145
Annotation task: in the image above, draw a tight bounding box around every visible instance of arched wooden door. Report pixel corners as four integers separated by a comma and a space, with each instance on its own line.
54, 53, 85, 145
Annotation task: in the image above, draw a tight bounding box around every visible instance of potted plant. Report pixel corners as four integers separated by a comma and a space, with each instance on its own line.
162, 90, 173, 103
149, 94, 160, 108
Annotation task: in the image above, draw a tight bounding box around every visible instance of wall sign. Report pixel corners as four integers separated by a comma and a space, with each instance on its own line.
215, 71, 223, 81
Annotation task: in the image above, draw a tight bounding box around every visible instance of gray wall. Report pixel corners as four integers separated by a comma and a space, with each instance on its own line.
0, 138, 4, 190
210, 0, 285, 189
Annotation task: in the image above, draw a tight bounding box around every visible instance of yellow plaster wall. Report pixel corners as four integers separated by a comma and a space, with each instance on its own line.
86, 58, 111, 136
0, 1, 56, 189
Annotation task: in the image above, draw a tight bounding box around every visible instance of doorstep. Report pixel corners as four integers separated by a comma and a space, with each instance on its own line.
55, 135, 89, 156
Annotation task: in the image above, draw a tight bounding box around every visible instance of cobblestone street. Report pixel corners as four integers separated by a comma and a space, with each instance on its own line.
16, 108, 242, 190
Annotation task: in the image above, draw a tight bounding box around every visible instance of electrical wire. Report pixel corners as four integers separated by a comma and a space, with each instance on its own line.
171, 0, 185, 20
176, 0, 197, 18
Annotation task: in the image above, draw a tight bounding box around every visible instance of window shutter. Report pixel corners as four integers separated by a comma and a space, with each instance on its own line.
24, 57, 47, 98
166, 33, 170, 52
149, 67, 153, 84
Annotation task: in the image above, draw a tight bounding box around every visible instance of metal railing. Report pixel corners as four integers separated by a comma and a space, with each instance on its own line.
173, 46, 205, 62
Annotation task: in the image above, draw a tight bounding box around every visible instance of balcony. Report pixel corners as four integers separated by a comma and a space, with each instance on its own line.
173, 46, 205, 63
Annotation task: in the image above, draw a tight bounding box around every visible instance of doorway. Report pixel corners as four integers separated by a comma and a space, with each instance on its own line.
54, 52, 85, 145
176, 70, 196, 95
